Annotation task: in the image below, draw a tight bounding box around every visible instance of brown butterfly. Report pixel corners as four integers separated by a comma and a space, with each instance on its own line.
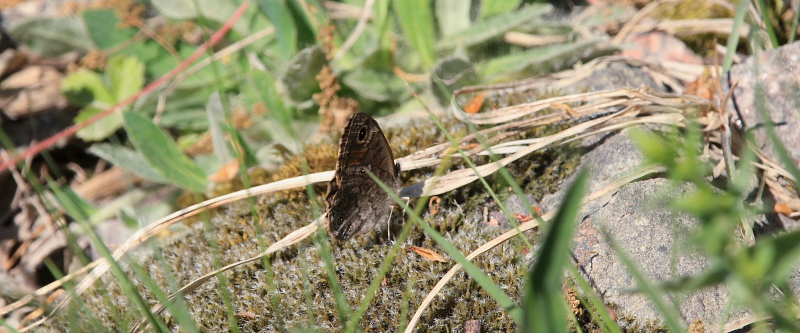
325, 112, 400, 240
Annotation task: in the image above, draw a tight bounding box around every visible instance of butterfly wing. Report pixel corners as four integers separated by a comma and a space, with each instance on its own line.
326, 113, 399, 240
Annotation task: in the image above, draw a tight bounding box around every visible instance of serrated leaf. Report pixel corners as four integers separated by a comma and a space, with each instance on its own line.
437, 4, 552, 50
394, 0, 436, 69
341, 69, 407, 102
122, 111, 207, 192
81, 9, 137, 50
8, 17, 93, 57
74, 107, 124, 141
61, 69, 115, 105
106, 56, 145, 102
436, 0, 471, 38
89, 143, 169, 183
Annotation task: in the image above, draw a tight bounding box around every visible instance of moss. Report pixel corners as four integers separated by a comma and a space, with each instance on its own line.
41, 107, 591, 332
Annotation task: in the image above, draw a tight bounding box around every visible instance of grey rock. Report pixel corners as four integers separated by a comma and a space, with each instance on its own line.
541, 129, 746, 330
725, 41, 800, 166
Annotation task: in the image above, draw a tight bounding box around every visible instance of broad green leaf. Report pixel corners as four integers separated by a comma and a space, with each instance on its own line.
131, 42, 177, 77
150, 0, 270, 37
61, 69, 115, 105
524, 169, 587, 332
158, 107, 208, 131
280, 46, 327, 105
122, 111, 207, 192
258, 0, 297, 62
394, 0, 437, 69
81, 9, 137, 50
435, 0, 471, 38
341, 70, 408, 102
374, 0, 392, 42
89, 143, 169, 183
437, 4, 552, 50
8, 17, 93, 57
74, 107, 124, 141
117, 41, 163, 74
106, 56, 145, 103
478, 39, 610, 80
480, 0, 523, 19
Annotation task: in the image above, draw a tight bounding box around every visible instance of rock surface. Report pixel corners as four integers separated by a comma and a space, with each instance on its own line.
537, 41, 800, 331
725, 41, 800, 167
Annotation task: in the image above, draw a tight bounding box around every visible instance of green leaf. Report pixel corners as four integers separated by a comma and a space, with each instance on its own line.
122, 111, 207, 192
258, 0, 297, 62
287, 0, 326, 40
74, 107, 124, 141
106, 56, 145, 102
478, 39, 610, 80
61, 69, 115, 106
480, 0, 523, 19
435, 0, 471, 38
341, 69, 408, 102
524, 169, 587, 332
81, 9, 137, 50
8, 17, 93, 57
150, 0, 270, 37
280, 46, 327, 105
89, 143, 169, 183
629, 128, 676, 167
205, 92, 231, 163
438, 4, 551, 50
394, 0, 437, 69
749, 230, 800, 286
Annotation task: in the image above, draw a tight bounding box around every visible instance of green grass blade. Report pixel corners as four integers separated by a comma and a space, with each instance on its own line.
755, 0, 779, 48
394, 0, 437, 69
723, 0, 750, 72
524, 169, 588, 333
